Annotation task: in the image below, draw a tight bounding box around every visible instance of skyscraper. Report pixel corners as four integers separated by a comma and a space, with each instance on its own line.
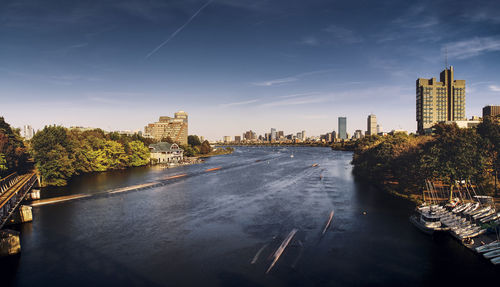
338, 117, 347, 140
366, 114, 377, 136
301, 130, 306, 141
416, 66, 465, 133
270, 128, 276, 141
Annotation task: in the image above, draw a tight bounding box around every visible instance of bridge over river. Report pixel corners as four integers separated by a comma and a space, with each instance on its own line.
0, 172, 39, 255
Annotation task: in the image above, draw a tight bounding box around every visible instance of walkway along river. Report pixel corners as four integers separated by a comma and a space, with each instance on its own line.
0, 147, 498, 286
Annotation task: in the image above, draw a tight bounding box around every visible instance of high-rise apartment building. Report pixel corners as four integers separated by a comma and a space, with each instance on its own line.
223, 136, 231, 143
366, 114, 377, 136
483, 105, 500, 118
416, 66, 465, 133
22, 125, 34, 140
338, 117, 347, 140
234, 136, 241, 143
144, 111, 188, 145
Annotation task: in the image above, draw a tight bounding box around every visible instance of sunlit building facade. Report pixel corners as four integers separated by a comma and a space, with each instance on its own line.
144, 111, 188, 145
416, 66, 465, 133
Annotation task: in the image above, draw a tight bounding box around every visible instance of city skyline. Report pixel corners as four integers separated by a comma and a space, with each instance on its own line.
1, 0, 500, 140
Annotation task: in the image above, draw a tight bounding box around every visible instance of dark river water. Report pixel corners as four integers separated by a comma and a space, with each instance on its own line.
1, 147, 498, 286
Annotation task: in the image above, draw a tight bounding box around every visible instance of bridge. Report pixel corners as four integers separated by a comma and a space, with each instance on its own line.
0, 172, 39, 229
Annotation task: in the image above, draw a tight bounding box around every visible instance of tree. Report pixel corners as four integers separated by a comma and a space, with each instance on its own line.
188, 135, 201, 146
200, 140, 212, 154
0, 117, 29, 175
127, 141, 150, 166
31, 126, 75, 186
0, 153, 7, 172
161, 136, 174, 143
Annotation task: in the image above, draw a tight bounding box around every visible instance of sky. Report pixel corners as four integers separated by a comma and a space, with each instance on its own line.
1, 0, 499, 140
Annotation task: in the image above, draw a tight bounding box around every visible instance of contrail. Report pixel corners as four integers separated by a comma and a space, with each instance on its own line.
146, 0, 213, 59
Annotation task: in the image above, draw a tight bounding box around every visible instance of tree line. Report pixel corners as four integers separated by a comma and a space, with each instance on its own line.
31, 126, 151, 186
0, 117, 29, 176
350, 116, 500, 197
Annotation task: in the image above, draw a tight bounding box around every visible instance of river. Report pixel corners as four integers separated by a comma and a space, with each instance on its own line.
1, 147, 498, 286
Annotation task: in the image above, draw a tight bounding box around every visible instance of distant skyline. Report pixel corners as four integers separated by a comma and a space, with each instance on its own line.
1, 0, 500, 140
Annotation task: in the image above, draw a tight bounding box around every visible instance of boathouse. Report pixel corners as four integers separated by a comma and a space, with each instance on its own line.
149, 142, 184, 164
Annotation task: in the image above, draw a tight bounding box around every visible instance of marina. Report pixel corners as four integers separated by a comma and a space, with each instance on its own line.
410, 180, 500, 265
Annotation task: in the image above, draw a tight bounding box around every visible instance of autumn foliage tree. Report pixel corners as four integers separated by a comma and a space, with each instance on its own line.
0, 117, 29, 177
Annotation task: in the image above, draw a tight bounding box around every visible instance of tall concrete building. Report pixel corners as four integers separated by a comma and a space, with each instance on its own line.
366, 114, 377, 136
483, 105, 500, 118
22, 125, 34, 140
301, 130, 306, 141
416, 66, 466, 133
338, 117, 347, 140
144, 111, 188, 145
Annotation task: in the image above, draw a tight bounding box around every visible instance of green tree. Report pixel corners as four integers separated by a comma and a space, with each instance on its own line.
200, 140, 212, 154
127, 141, 150, 166
188, 135, 201, 146
0, 153, 7, 172
31, 126, 75, 186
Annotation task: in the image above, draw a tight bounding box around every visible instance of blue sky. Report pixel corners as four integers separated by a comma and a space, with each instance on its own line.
1, 0, 499, 140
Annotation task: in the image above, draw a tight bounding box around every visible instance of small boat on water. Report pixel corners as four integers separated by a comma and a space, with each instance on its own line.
290, 154, 294, 158
312, 163, 319, 167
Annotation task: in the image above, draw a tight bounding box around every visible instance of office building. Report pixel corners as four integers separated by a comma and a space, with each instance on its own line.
234, 136, 241, 143
144, 111, 188, 145
366, 114, 377, 136
223, 136, 231, 143
483, 105, 500, 118
416, 66, 466, 133
301, 130, 306, 141
338, 117, 347, 140
270, 128, 276, 141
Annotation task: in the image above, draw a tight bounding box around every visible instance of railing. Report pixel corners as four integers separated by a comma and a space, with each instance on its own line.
0, 172, 19, 194
0, 173, 37, 229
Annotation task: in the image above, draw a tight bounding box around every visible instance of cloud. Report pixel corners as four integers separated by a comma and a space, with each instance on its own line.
300, 36, 320, 46
261, 95, 330, 107
220, 99, 259, 107
489, 85, 500, 92
445, 36, 500, 59
253, 69, 335, 87
253, 77, 298, 87
323, 25, 363, 44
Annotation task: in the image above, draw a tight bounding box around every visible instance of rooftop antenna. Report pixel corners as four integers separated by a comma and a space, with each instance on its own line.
445, 46, 448, 70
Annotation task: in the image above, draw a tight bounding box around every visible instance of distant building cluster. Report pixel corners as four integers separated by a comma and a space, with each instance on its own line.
144, 111, 188, 145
